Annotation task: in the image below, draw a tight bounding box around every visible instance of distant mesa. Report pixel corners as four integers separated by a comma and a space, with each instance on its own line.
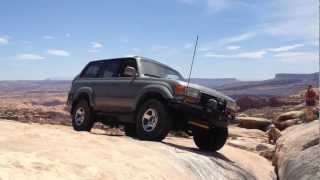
274, 72, 319, 80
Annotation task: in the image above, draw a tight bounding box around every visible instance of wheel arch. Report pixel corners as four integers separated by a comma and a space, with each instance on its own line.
133, 85, 173, 112
72, 88, 94, 113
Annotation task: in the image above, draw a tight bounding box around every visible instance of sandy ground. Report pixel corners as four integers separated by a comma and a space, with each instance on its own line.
0, 119, 275, 180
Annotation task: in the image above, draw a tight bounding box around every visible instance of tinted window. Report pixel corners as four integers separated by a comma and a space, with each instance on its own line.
102, 60, 121, 78
81, 62, 103, 78
140, 60, 183, 80
119, 59, 138, 77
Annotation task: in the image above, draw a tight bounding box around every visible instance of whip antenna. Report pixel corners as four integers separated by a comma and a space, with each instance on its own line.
186, 35, 199, 92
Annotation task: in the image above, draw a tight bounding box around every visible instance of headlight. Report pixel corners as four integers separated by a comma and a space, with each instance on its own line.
174, 84, 200, 100
185, 87, 200, 99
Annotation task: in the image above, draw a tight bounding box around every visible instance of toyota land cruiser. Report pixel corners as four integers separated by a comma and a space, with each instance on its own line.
67, 56, 237, 151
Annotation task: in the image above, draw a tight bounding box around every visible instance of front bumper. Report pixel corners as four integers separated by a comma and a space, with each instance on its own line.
169, 98, 233, 128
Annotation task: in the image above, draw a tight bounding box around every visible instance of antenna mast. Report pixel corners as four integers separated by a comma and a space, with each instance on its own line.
186, 35, 199, 91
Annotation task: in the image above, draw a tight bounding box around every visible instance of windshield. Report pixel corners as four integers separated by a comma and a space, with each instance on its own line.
140, 59, 184, 80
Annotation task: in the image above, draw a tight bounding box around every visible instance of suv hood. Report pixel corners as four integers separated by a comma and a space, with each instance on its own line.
179, 81, 235, 104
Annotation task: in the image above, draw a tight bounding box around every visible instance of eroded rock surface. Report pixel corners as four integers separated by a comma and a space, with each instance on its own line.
274, 121, 320, 180
237, 116, 272, 131
0, 119, 276, 180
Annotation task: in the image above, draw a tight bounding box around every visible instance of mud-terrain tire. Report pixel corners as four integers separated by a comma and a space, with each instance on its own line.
72, 100, 95, 131
192, 127, 228, 151
124, 124, 137, 137
136, 99, 171, 141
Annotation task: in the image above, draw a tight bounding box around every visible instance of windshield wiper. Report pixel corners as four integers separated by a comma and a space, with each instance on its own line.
144, 74, 161, 78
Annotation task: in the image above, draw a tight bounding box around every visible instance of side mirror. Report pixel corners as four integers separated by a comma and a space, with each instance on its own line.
123, 66, 137, 77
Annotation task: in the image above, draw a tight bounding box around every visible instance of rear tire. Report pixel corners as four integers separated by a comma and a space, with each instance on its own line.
72, 100, 95, 131
192, 127, 228, 151
136, 99, 171, 141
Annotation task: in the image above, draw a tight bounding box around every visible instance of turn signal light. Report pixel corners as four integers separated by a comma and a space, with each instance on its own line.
174, 84, 186, 95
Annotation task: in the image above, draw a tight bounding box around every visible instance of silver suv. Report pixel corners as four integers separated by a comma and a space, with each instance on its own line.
67, 56, 237, 151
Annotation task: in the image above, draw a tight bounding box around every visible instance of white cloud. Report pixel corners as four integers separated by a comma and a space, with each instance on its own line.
47, 49, 70, 56
196, 32, 255, 52
204, 50, 267, 59
177, 0, 247, 13
198, 47, 210, 52
0, 37, 9, 45
218, 32, 256, 45
177, 0, 196, 4
237, 51, 266, 59
273, 52, 317, 62
268, 44, 304, 52
226, 45, 240, 50
90, 42, 103, 49
207, 0, 229, 12
43, 35, 54, 39
263, 0, 318, 42
184, 43, 193, 49
22, 41, 32, 44
151, 45, 168, 52
119, 37, 129, 43
204, 53, 227, 58
88, 49, 100, 53
17, 53, 45, 60
65, 33, 71, 37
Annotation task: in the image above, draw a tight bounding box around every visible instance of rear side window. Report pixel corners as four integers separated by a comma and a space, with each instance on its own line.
81, 62, 103, 78
102, 60, 121, 78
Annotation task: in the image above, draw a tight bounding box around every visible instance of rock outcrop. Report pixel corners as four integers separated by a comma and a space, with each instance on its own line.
274, 121, 320, 180
237, 116, 272, 131
274, 110, 306, 130
0, 119, 276, 180
228, 126, 275, 160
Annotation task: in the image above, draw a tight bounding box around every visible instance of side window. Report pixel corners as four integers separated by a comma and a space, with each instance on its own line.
81, 62, 103, 78
119, 59, 138, 77
102, 60, 121, 78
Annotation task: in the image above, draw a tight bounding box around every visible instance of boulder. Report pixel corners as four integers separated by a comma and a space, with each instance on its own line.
237, 113, 249, 117
274, 110, 307, 130
276, 118, 301, 130
237, 117, 272, 131
276, 110, 306, 122
274, 121, 320, 180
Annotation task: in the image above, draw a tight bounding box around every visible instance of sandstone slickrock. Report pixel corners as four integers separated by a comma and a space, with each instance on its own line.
274, 110, 307, 130
237, 117, 272, 131
274, 121, 320, 180
228, 126, 275, 160
276, 110, 306, 122
229, 126, 268, 143
0, 119, 276, 180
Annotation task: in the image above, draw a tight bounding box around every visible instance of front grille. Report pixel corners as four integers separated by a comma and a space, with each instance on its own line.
200, 93, 226, 112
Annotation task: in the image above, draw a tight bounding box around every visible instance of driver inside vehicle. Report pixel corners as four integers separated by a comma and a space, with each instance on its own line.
119, 61, 137, 77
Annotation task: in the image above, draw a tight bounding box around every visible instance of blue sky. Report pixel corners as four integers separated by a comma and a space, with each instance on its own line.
0, 0, 318, 80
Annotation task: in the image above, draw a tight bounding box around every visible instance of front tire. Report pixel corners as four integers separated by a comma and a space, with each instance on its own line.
136, 99, 171, 141
72, 100, 95, 131
192, 126, 228, 151
124, 123, 137, 137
